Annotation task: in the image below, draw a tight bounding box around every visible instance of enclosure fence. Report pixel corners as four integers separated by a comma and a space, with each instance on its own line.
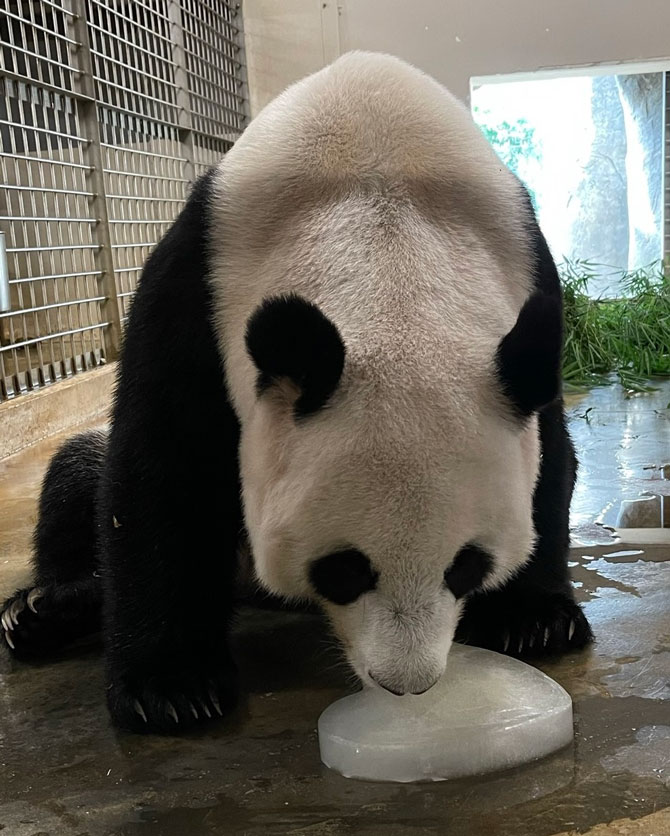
665, 74, 670, 264
0, 0, 247, 402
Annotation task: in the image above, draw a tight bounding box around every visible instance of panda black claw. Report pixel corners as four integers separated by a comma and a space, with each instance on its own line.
13, 601, 24, 626
27, 588, 42, 614
4, 630, 15, 650
210, 692, 223, 717
3, 599, 22, 630
568, 619, 576, 641
133, 699, 148, 723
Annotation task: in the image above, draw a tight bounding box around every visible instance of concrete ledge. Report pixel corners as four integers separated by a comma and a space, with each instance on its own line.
0, 364, 115, 460
608, 528, 670, 545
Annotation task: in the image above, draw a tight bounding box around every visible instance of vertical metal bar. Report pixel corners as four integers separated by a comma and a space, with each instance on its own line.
663, 71, 669, 271
320, 0, 341, 65
235, 1, 251, 128
169, 0, 195, 187
71, 0, 123, 362
0, 233, 9, 313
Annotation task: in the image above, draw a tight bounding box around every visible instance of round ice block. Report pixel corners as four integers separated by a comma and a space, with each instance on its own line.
318, 644, 573, 782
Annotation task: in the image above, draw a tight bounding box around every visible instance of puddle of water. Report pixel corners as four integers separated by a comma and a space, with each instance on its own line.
575, 549, 667, 566
568, 380, 670, 529
601, 725, 670, 787
570, 522, 620, 547
570, 559, 642, 598
602, 550, 645, 559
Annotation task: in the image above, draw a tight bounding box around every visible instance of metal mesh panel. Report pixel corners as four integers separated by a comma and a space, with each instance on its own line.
88, 0, 189, 323
87, 0, 179, 126
181, 0, 245, 139
665, 71, 669, 264
192, 132, 233, 175
0, 0, 79, 95
0, 0, 107, 400
0, 0, 247, 402
100, 112, 188, 321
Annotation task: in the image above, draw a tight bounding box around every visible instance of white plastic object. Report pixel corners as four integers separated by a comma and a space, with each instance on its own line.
318, 644, 573, 782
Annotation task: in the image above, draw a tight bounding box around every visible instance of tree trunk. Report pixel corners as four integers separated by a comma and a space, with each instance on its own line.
568, 76, 628, 293
616, 74, 663, 269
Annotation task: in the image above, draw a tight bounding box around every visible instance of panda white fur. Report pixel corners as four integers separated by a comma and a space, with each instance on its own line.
1, 53, 592, 730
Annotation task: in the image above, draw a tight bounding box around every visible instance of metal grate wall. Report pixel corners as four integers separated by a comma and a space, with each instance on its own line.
664, 71, 669, 267
0, 0, 247, 402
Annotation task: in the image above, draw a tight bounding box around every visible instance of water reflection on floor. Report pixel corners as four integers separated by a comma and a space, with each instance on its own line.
0, 389, 668, 835
567, 379, 670, 531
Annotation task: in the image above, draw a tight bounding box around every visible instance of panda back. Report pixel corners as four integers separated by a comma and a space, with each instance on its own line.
208, 52, 534, 422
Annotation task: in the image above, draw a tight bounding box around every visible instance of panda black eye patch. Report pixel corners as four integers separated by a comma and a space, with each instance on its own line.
309, 549, 378, 605
444, 544, 494, 599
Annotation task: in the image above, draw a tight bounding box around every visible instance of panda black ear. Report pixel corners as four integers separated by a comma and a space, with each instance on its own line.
496, 291, 563, 416
245, 294, 346, 417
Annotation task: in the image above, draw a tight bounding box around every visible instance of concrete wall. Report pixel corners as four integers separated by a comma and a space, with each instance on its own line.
243, 0, 340, 115
0, 366, 114, 460
243, 0, 670, 111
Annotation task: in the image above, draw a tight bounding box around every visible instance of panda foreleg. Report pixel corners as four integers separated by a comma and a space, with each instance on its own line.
98, 170, 243, 734
99, 439, 241, 735
99, 395, 242, 735
456, 399, 594, 658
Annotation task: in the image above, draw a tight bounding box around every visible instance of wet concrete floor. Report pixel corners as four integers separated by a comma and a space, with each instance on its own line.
568, 379, 670, 532
0, 389, 669, 836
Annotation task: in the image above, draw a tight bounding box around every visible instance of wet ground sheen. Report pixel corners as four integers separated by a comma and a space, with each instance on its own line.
0, 385, 668, 835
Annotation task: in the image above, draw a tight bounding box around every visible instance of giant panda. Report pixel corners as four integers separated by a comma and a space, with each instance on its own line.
1, 52, 592, 732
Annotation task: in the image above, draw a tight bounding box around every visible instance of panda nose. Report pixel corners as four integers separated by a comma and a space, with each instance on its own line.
369, 672, 405, 696
368, 671, 438, 696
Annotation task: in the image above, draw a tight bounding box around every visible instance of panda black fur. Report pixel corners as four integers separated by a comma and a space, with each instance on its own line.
1, 53, 592, 733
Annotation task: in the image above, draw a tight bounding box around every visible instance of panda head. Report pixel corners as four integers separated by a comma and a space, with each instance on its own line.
241, 290, 562, 695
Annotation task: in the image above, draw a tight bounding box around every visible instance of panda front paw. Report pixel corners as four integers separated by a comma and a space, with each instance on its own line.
107, 663, 238, 734
455, 588, 593, 659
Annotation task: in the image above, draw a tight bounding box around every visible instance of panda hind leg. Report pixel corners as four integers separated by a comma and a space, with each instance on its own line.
1, 431, 106, 660
456, 400, 594, 659
2, 579, 102, 661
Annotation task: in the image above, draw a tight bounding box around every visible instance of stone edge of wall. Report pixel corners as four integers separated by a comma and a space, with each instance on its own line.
0, 364, 116, 461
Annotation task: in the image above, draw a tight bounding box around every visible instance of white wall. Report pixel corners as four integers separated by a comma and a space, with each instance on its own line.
243, 0, 339, 115
243, 0, 670, 112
